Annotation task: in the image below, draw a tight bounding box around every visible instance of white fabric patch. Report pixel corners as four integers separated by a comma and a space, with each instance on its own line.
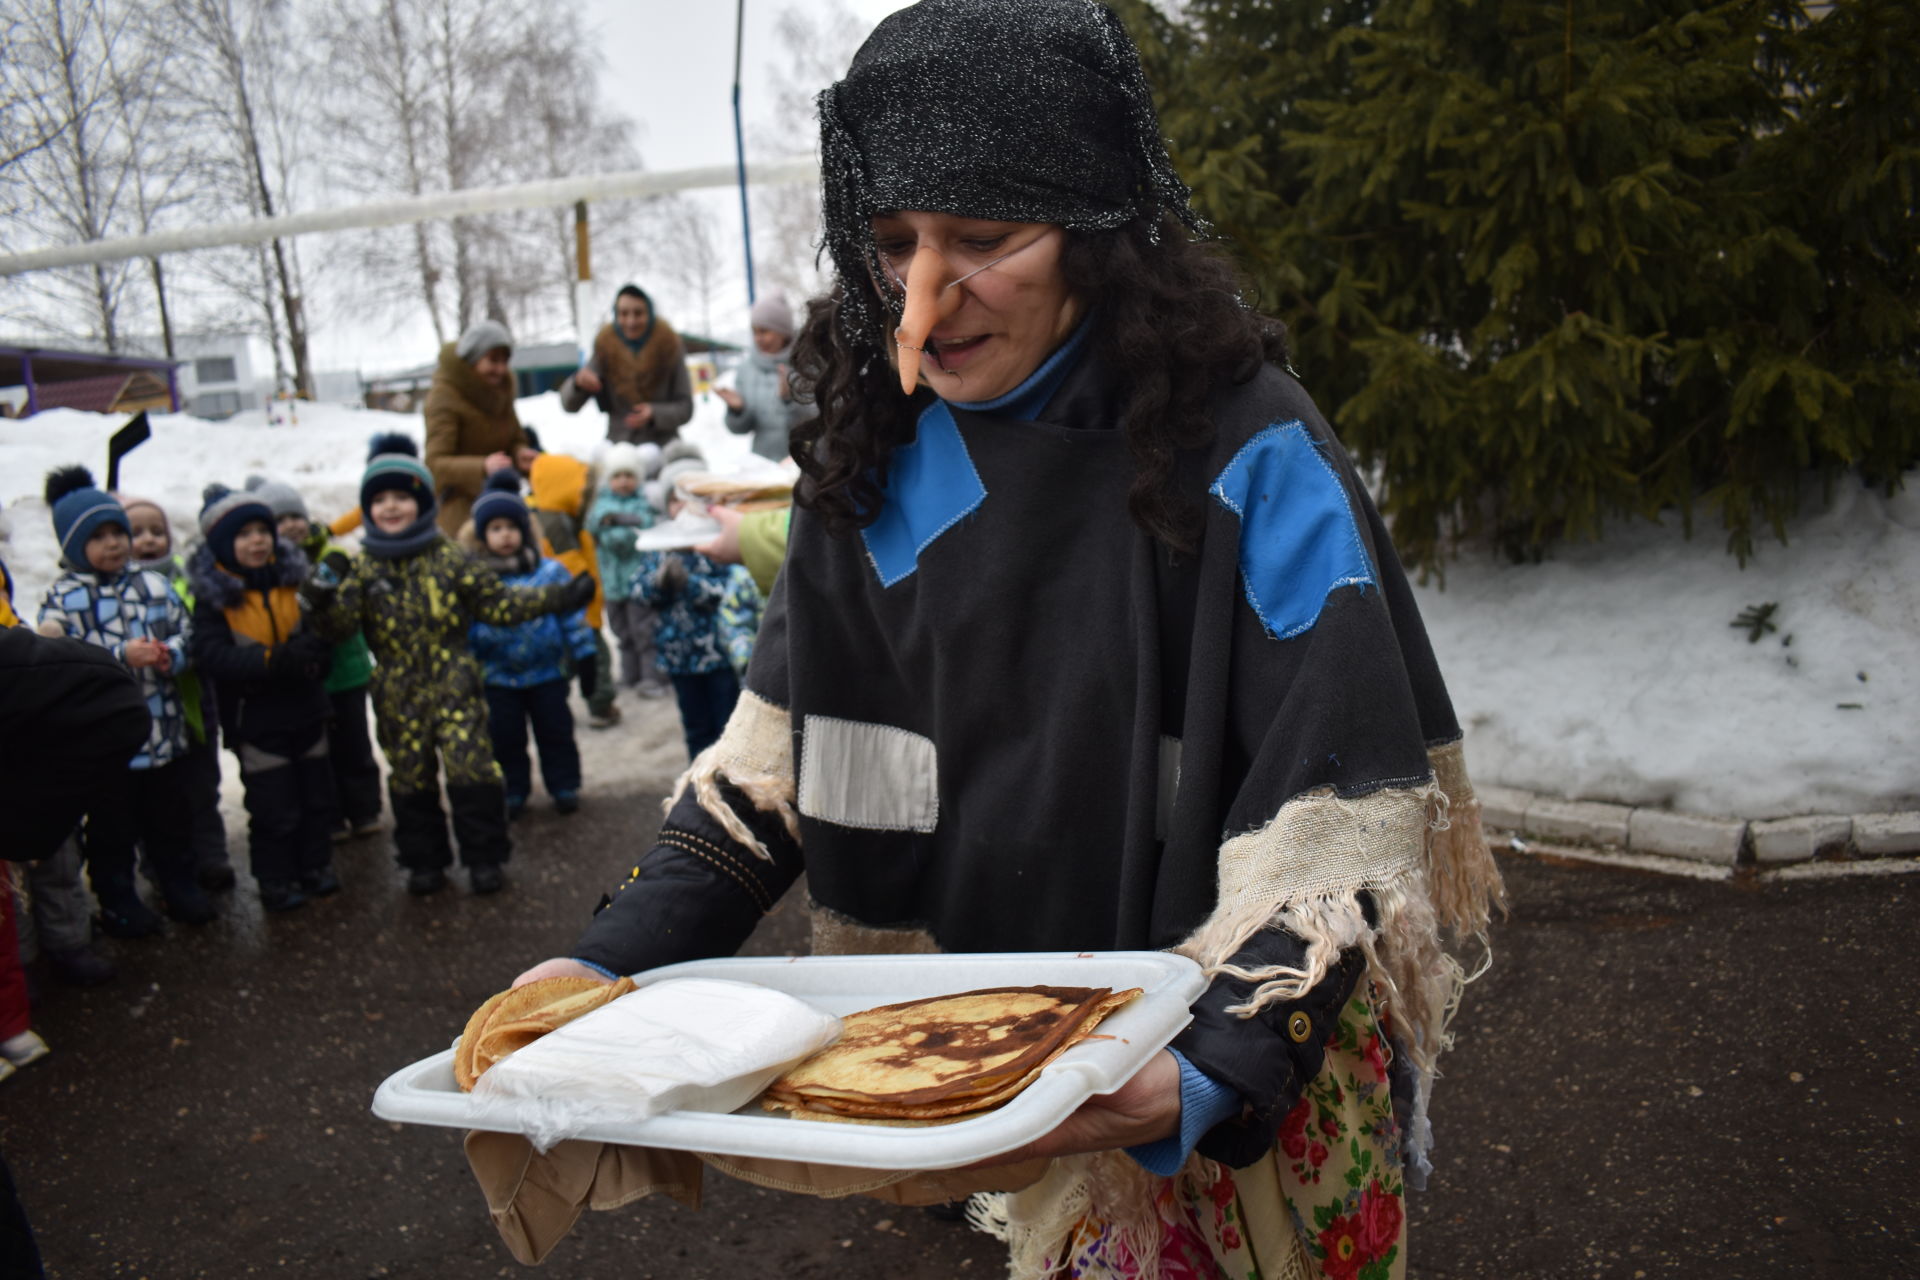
1155, 736, 1183, 842
798, 715, 939, 833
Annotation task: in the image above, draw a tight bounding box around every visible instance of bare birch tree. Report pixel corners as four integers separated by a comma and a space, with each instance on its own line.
165, 0, 316, 395
325, 0, 452, 342
0, 0, 140, 350
749, 1, 866, 305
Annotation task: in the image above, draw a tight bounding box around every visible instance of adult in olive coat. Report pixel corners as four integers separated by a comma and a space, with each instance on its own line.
423, 321, 534, 535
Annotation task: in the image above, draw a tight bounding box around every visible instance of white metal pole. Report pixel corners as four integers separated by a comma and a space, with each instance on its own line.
0, 159, 820, 277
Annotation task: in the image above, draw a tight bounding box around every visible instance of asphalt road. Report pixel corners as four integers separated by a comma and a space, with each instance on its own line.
5, 779, 1914, 1278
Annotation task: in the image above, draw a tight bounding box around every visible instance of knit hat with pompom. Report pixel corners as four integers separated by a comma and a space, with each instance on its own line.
44, 466, 128, 571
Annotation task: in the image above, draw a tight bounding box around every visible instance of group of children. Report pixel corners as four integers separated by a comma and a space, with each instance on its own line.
14, 428, 762, 955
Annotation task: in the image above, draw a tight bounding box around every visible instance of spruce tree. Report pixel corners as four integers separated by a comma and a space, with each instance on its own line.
1117, 0, 1920, 571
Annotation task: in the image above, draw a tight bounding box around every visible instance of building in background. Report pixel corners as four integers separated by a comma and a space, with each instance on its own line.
0, 342, 179, 418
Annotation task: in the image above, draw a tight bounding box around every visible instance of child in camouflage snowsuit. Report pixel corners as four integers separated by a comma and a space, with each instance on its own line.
302, 434, 595, 896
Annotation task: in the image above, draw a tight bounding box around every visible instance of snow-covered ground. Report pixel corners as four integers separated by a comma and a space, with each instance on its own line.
3, 394, 1914, 820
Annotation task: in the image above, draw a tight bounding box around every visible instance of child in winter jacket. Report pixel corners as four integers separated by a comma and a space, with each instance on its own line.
122, 493, 234, 892
246, 475, 384, 840
4, 519, 116, 987
584, 442, 667, 698
465, 473, 596, 817
630, 457, 749, 759
525, 443, 619, 727
302, 434, 595, 897
187, 486, 337, 912
36, 467, 215, 936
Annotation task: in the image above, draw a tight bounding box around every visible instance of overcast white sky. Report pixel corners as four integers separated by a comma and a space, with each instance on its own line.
311, 0, 904, 374
583, 0, 904, 172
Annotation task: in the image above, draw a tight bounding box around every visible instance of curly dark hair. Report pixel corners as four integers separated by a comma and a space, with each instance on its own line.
787, 213, 1290, 553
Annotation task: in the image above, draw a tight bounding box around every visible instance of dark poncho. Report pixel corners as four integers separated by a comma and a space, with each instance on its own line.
572, 339, 1501, 1171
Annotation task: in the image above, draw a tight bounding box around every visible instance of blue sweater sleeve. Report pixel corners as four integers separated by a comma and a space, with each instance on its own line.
1124, 1048, 1244, 1177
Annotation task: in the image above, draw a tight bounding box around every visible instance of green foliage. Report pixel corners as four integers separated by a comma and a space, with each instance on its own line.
1730, 600, 1779, 642
1113, 0, 1920, 572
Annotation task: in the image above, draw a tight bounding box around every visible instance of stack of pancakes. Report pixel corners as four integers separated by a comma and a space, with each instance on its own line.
763, 984, 1138, 1123
677, 471, 793, 512
454, 975, 636, 1091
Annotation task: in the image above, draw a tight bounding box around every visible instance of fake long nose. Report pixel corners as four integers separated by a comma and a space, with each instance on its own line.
894, 243, 965, 396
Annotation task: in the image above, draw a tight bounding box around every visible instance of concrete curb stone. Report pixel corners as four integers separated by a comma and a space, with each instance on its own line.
1524, 798, 1632, 848
1628, 810, 1748, 865
1751, 815, 1853, 865
1478, 787, 1919, 868
1476, 785, 1532, 832
1854, 812, 1920, 858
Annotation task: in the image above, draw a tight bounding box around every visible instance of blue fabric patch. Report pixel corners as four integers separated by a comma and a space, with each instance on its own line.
1210, 421, 1374, 640
860, 400, 987, 588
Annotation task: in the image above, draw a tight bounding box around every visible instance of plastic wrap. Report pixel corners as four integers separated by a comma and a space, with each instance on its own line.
467, 977, 841, 1152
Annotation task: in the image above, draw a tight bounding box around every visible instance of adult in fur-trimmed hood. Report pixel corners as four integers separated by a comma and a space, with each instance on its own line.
559, 285, 694, 446
186, 484, 338, 911
505, 4, 1502, 1276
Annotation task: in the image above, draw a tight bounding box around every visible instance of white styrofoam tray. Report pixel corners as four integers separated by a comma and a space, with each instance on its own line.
371, 951, 1204, 1170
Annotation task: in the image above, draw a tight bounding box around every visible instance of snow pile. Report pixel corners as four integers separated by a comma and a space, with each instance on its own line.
1419, 477, 1918, 819
2, 395, 1913, 820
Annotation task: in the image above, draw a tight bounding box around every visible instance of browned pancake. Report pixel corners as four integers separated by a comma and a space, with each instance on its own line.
764, 985, 1139, 1121
454, 975, 635, 1091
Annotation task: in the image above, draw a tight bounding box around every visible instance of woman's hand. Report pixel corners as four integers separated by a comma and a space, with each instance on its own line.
574, 366, 603, 394
969, 1049, 1182, 1168
625, 403, 655, 430
511, 957, 610, 988
484, 451, 514, 475
693, 503, 743, 564
714, 386, 744, 411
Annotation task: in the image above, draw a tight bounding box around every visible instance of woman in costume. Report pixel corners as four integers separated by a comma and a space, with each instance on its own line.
515, 2, 1501, 1275
560, 284, 694, 446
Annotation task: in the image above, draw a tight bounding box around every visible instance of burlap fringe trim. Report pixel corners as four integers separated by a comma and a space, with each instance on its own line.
970, 1151, 1211, 1280
665, 689, 801, 861
981, 742, 1504, 1278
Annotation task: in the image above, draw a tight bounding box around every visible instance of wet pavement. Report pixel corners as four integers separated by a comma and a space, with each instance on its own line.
5, 773, 1914, 1277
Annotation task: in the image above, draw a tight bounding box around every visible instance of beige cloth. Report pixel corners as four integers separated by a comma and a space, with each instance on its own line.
464, 1128, 1049, 1264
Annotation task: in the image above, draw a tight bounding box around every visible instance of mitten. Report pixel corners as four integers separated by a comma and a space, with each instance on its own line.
558, 572, 597, 613
656, 554, 689, 599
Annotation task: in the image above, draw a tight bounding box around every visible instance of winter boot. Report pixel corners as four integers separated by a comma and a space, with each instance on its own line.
390, 787, 454, 874
447, 783, 512, 886
257, 880, 309, 913
91, 870, 163, 939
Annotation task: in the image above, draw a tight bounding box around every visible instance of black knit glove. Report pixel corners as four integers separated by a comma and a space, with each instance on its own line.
576, 656, 599, 702
557, 572, 596, 613
268, 631, 331, 683
299, 551, 352, 612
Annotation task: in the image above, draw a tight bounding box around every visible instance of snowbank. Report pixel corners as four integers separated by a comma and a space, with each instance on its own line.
3, 396, 1913, 819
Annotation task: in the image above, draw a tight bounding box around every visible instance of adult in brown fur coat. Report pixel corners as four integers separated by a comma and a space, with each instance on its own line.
559, 285, 694, 446
424, 321, 535, 535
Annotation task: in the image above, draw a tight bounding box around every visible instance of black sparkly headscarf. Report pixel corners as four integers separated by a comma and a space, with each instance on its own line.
818, 0, 1201, 341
